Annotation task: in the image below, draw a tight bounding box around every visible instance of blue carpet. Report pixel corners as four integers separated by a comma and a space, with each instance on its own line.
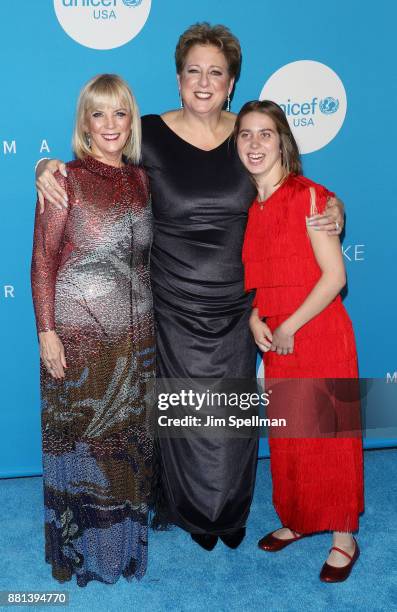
0, 449, 396, 611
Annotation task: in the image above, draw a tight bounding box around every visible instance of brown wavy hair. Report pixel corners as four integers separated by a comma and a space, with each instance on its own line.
234, 100, 302, 176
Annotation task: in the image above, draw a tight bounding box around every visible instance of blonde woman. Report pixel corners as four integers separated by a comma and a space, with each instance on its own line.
31, 74, 155, 586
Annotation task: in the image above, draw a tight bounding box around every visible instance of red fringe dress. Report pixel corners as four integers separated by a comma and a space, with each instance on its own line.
243, 174, 364, 534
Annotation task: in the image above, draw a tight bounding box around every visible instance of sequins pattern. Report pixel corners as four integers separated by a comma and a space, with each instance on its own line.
31, 156, 155, 586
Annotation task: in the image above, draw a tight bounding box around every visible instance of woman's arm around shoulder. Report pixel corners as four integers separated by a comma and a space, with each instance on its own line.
35, 158, 68, 211
304, 178, 345, 235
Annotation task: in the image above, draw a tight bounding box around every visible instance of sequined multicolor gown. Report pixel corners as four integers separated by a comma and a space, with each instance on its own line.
31, 156, 155, 586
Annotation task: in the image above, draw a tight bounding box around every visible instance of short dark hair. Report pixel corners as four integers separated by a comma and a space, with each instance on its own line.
175, 22, 242, 79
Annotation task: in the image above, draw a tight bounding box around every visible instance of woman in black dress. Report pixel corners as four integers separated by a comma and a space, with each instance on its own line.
35, 23, 344, 552
141, 112, 258, 548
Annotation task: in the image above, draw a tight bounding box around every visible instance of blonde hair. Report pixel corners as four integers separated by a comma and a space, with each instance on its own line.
175, 22, 241, 79
72, 74, 141, 164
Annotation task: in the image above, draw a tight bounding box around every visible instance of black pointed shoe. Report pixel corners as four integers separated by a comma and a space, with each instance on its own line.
220, 527, 246, 549
191, 533, 218, 551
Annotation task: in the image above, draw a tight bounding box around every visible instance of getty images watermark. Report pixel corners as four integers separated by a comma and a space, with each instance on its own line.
154, 377, 397, 439
155, 383, 286, 436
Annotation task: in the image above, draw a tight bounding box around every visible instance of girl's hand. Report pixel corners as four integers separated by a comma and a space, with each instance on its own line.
39, 330, 67, 379
36, 159, 68, 212
249, 312, 273, 352
271, 324, 294, 355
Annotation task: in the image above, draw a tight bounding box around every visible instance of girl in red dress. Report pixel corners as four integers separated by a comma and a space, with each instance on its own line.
236, 100, 364, 582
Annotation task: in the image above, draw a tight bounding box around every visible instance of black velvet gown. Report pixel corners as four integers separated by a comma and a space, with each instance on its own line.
142, 114, 258, 535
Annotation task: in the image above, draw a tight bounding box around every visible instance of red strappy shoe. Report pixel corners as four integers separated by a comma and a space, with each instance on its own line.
258, 528, 306, 552
319, 538, 360, 582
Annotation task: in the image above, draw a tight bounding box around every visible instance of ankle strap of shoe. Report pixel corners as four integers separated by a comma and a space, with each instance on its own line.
328, 546, 353, 561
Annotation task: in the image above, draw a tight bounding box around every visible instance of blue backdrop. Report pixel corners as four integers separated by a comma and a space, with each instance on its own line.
1, 0, 396, 477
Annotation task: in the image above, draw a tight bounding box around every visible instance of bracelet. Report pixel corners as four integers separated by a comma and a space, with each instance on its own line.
34, 157, 49, 173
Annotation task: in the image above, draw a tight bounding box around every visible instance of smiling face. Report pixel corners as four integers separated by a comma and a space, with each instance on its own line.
177, 44, 234, 116
237, 111, 284, 186
84, 101, 132, 166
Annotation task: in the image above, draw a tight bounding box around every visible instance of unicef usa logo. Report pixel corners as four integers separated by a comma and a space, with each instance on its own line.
53, 0, 151, 50
319, 97, 339, 115
260, 61, 347, 154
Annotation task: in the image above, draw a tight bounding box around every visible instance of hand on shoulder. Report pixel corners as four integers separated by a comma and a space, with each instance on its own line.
36, 158, 68, 212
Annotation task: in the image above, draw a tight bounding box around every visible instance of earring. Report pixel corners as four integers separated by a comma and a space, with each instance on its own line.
179, 91, 184, 109
85, 133, 91, 148
226, 94, 231, 112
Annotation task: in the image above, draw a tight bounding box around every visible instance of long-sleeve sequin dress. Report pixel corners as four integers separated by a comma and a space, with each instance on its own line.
31, 156, 155, 586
